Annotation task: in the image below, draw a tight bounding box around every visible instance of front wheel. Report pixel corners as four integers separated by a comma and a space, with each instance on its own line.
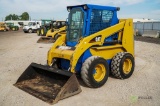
81, 56, 109, 88
28, 29, 32, 33
41, 27, 47, 36
37, 29, 41, 36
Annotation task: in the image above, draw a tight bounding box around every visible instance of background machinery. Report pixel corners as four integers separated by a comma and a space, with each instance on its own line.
37, 20, 66, 43
0, 22, 9, 31
6, 22, 19, 31
37, 19, 52, 36
14, 4, 135, 104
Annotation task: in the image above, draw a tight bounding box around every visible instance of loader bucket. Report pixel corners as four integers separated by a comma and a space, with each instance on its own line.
14, 63, 81, 104
37, 37, 55, 43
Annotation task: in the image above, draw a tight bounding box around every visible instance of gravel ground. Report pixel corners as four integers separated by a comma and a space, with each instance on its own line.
0, 31, 160, 106
135, 36, 160, 44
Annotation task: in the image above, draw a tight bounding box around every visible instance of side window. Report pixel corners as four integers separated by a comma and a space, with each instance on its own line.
61, 22, 66, 26
57, 22, 60, 26
89, 9, 113, 35
102, 10, 113, 22
33, 22, 36, 26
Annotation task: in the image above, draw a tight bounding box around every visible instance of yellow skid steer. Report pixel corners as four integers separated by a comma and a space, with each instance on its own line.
0, 22, 9, 31
37, 21, 66, 43
14, 4, 135, 104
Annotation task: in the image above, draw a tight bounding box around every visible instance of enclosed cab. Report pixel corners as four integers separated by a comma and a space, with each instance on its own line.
66, 4, 119, 46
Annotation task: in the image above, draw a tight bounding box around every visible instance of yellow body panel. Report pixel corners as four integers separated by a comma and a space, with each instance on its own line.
47, 33, 66, 65
0, 23, 6, 31
52, 49, 74, 60
0, 27, 5, 31
47, 19, 134, 73
46, 26, 66, 37
90, 45, 124, 59
0, 22, 9, 31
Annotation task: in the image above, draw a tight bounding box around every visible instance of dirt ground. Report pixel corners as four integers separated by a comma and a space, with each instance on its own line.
0, 31, 160, 106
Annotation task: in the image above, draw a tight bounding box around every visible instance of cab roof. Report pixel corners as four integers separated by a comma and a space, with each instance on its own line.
67, 4, 120, 11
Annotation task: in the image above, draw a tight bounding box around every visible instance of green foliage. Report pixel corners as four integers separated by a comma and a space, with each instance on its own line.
21, 12, 29, 20
5, 12, 29, 21
5, 14, 19, 21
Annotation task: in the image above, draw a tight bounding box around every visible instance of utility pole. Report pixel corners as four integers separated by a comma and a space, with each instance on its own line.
29, 16, 31, 21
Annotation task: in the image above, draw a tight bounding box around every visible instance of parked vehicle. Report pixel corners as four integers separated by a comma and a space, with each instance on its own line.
23, 21, 41, 33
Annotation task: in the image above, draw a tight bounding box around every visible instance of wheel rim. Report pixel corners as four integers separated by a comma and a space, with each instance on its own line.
41, 29, 44, 34
123, 58, 132, 74
29, 30, 32, 33
93, 64, 106, 82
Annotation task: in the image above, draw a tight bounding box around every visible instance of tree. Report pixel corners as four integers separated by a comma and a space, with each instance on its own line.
5, 14, 19, 21
5, 14, 12, 21
12, 14, 19, 20
5, 12, 30, 21
21, 12, 29, 20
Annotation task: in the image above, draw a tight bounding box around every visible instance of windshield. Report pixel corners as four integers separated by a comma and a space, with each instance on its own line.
42, 20, 51, 25
6, 23, 14, 26
28, 22, 33, 26
67, 8, 84, 42
53, 21, 60, 29
53, 21, 66, 29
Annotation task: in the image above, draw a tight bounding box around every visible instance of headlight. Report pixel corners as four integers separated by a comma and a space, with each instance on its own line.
83, 5, 88, 10
67, 8, 70, 12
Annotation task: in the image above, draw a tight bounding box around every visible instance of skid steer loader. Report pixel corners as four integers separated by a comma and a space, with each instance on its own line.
37, 21, 66, 43
14, 4, 135, 104
0, 22, 9, 31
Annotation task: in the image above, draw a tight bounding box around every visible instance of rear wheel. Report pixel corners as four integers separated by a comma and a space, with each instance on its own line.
81, 56, 109, 88
111, 52, 134, 79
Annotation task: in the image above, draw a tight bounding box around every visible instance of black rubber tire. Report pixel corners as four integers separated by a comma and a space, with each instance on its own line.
16, 26, 19, 31
111, 52, 135, 79
15, 27, 18, 31
12, 27, 15, 31
28, 29, 32, 33
41, 27, 47, 36
81, 56, 109, 88
54, 34, 60, 40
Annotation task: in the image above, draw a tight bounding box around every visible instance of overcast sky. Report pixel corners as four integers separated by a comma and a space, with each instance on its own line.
0, 0, 160, 21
